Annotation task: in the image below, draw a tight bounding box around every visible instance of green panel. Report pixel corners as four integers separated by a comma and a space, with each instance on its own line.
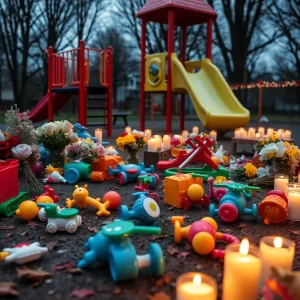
0, 192, 29, 217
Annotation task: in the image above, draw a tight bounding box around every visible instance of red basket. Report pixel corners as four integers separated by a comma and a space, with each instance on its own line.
0, 159, 19, 204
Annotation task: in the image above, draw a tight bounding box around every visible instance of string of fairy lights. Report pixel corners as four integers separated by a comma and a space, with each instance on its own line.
230, 80, 300, 90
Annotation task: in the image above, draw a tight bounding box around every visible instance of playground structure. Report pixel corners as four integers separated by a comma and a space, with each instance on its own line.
23, 41, 113, 136
137, 0, 250, 134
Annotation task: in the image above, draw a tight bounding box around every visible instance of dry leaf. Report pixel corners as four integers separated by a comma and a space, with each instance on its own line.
4, 233, 13, 238
87, 226, 99, 233
113, 287, 121, 295
167, 245, 180, 256
46, 240, 58, 250
20, 231, 28, 236
149, 234, 168, 241
26, 221, 41, 228
17, 266, 52, 283
69, 289, 96, 299
67, 268, 83, 275
0, 225, 15, 230
155, 273, 173, 287
178, 251, 190, 260
0, 282, 19, 297
148, 292, 170, 300
290, 230, 300, 235
238, 223, 248, 229
184, 244, 192, 251
53, 263, 75, 271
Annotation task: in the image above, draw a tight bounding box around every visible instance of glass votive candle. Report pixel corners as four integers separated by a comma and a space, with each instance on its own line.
176, 272, 217, 300
274, 174, 289, 194
287, 183, 300, 221
223, 239, 261, 300
259, 236, 295, 287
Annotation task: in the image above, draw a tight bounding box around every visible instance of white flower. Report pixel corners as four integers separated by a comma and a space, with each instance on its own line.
31, 129, 41, 138
11, 144, 32, 160
62, 120, 73, 133
132, 129, 145, 138
256, 166, 270, 178
67, 131, 78, 143
45, 123, 56, 136
212, 145, 224, 162
54, 121, 63, 132
259, 143, 278, 161
0, 130, 5, 141
275, 141, 285, 158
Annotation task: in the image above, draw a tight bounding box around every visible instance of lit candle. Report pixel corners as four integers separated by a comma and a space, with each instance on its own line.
258, 127, 265, 137
267, 128, 274, 138
284, 130, 291, 140
94, 128, 102, 143
259, 236, 295, 287
154, 135, 162, 148
255, 133, 260, 139
148, 138, 158, 152
223, 239, 261, 300
162, 135, 171, 150
125, 126, 132, 135
144, 129, 152, 139
182, 130, 189, 141
240, 128, 247, 139
274, 174, 289, 194
106, 146, 115, 151
176, 273, 217, 300
234, 128, 241, 138
287, 183, 300, 221
192, 126, 199, 134
277, 129, 284, 140
210, 130, 217, 141
247, 127, 256, 140
298, 172, 300, 184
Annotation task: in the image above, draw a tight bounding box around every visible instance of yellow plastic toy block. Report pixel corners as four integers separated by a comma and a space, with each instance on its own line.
164, 174, 203, 208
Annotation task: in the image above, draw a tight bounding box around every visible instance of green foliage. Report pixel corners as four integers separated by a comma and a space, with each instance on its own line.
38, 131, 71, 151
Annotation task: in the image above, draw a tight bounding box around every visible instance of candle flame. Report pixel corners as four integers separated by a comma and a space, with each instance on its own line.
193, 274, 201, 285
239, 239, 249, 255
274, 237, 282, 248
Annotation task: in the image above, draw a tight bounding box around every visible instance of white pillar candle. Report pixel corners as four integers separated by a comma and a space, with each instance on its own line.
176, 273, 217, 300
287, 183, 300, 220
223, 239, 261, 300
192, 126, 199, 134
210, 130, 217, 141
154, 135, 162, 148
255, 133, 260, 139
94, 128, 102, 143
259, 236, 295, 288
284, 130, 291, 140
267, 128, 274, 138
148, 138, 158, 152
144, 129, 152, 139
240, 128, 247, 139
298, 173, 300, 184
258, 127, 265, 137
277, 129, 284, 140
125, 126, 132, 135
162, 135, 171, 150
182, 130, 189, 141
234, 129, 241, 138
247, 127, 256, 140
274, 174, 289, 194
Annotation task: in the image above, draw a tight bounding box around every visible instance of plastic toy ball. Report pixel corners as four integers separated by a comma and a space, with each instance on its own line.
36, 196, 54, 205
16, 200, 39, 221
187, 184, 204, 202
102, 191, 121, 210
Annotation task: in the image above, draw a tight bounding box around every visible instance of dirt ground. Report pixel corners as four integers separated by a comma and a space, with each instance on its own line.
1, 168, 300, 300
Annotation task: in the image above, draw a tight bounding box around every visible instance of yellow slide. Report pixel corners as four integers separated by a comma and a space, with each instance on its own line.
171, 53, 250, 131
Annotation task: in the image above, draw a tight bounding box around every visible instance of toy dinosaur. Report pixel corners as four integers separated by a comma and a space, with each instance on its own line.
44, 165, 66, 183
66, 184, 110, 216
74, 123, 97, 142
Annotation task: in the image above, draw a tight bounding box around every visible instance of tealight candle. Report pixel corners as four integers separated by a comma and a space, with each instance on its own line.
259, 236, 295, 287
192, 126, 199, 134
247, 127, 256, 139
144, 129, 152, 139
182, 130, 189, 141
148, 138, 158, 152
162, 135, 171, 150
274, 174, 289, 194
258, 127, 265, 137
277, 129, 284, 140
94, 128, 102, 143
284, 130, 291, 140
176, 273, 217, 300
223, 239, 261, 300
210, 130, 217, 141
125, 126, 132, 135
267, 128, 274, 138
287, 183, 300, 221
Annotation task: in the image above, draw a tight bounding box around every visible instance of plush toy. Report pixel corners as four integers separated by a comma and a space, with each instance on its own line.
44, 165, 66, 183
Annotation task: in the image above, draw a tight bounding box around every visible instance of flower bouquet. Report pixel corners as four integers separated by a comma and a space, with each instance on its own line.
254, 132, 280, 152
116, 130, 146, 164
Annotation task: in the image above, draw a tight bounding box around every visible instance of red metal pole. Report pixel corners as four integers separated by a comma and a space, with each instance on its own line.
48, 46, 54, 122
140, 20, 146, 131
206, 18, 213, 59
167, 10, 175, 134
79, 40, 86, 126
180, 26, 187, 131
107, 46, 113, 137
258, 79, 263, 127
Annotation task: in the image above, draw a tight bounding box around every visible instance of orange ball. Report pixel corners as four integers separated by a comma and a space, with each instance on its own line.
211, 156, 220, 164
15, 200, 38, 221
103, 191, 121, 210
36, 196, 54, 205
192, 232, 215, 255
187, 184, 204, 202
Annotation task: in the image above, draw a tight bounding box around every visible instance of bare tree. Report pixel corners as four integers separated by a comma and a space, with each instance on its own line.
0, 0, 42, 109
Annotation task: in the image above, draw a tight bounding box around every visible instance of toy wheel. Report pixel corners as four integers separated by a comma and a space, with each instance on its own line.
46, 223, 57, 233
215, 188, 227, 201
66, 222, 77, 233
117, 172, 126, 185
65, 168, 80, 184
38, 208, 47, 222
218, 203, 238, 223
209, 204, 216, 218
252, 204, 258, 221
149, 192, 160, 203
149, 243, 164, 276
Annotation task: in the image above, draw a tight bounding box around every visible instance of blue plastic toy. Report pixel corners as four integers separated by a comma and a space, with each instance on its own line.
77, 220, 164, 282
209, 183, 260, 223
74, 123, 109, 145
64, 161, 92, 184
39, 146, 49, 167
108, 162, 155, 185
120, 192, 160, 225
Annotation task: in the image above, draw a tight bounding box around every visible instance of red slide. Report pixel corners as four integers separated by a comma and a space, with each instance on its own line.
21, 93, 72, 122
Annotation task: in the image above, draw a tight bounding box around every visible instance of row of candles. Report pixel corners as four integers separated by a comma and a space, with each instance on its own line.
234, 127, 292, 140
177, 236, 295, 300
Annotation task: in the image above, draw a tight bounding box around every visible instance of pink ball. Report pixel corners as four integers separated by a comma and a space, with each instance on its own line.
188, 220, 216, 243
103, 191, 121, 210
29, 161, 43, 177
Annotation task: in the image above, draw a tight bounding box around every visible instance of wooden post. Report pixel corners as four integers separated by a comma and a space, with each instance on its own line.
206, 18, 213, 59
258, 80, 263, 127
79, 40, 86, 126
48, 46, 54, 122
180, 26, 187, 131
140, 20, 146, 131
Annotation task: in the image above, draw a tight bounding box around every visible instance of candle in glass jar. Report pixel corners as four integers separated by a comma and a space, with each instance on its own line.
267, 128, 274, 137
125, 126, 132, 135
162, 135, 171, 150
144, 129, 152, 139
274, 174, 289, 194
176, 273, 217, 300
258, 127, 265, 137
259, 236, 295, 287
287, 183, 300, 221
284, 130, 291, 140
148, 138, 158, 152
94, 128, 102, 143
210, 130, 217, 141
223, 239, 261, 300
248, 127, 256, 139
182, 130, 189, 141
192, 126, 199, 134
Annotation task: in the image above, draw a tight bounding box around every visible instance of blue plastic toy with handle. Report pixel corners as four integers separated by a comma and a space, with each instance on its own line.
209, 182, 260, 223
77, 220, 164, 282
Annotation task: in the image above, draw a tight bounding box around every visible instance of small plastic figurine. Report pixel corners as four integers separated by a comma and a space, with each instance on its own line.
171, 216, 239, 258
258, 190, 288, 225
44, 165, 66, 183
74, 123, 97, 142
66, 185, 110, 216
120, 192, 160, 225
34, 185, 59, 203
38, 203, 82, 234
77, 220, 164, 282
134, 174, 160, 202
0, 242, 48, 264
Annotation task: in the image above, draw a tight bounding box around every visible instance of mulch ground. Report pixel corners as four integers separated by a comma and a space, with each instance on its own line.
1, 170, 300, 300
